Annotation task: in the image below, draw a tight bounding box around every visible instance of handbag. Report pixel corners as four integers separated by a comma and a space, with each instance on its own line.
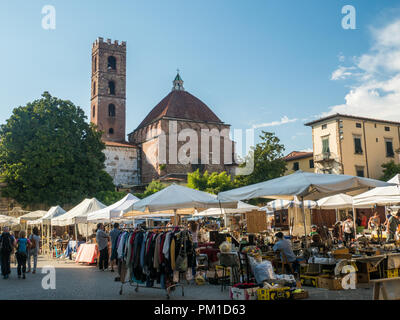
175, 233, 188, 272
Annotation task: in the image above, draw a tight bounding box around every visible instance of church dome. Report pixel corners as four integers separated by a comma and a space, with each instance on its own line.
135, 73, 224, 130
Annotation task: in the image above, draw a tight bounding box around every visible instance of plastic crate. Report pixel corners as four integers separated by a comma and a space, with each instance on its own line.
386, 269, 399, 278
257, 287, 291, 300
300, 275, 319, 287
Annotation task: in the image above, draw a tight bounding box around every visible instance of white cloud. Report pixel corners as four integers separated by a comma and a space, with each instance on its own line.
338, 52, 345, 62
326, 19, 400, 121
300, 148, 313, 153
252, 116, 297, 129
331, 66, 357, 80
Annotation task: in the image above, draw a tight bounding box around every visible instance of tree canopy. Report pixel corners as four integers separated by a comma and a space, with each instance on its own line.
0, 92, 114, 207
234, 131, 286, 186
381, 161, 400, 181
187, 170, 234, 194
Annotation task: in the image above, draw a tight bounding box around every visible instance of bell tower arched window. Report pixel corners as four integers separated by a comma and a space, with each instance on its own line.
108, 104, 116, 117
92, 106, 95, 118
108, 81, 115, 95
109, 128, 114, 134
107, 56, 116, 70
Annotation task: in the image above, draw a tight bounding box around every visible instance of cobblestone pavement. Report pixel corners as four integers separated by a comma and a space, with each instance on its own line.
0, 256, 373, 300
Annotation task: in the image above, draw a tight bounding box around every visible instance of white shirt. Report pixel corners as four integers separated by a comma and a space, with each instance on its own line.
343, 220, 354, 234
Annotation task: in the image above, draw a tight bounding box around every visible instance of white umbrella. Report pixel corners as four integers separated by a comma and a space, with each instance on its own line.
18, 210, 47, 223
128, 184, 237, 223
316, 193, 353, 209
28, 206, 66, 225
264, 198, 317, 211
192, 201, 259, 217
51, 198, 106, 226
0, 215, 19, 226
87, 193, 140, 223
388, 174, 400, 185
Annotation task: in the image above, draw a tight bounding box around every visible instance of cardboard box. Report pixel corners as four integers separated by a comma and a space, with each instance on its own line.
292, 290, 309, 300
318, 275, 349, 290
230, 286, 258, 300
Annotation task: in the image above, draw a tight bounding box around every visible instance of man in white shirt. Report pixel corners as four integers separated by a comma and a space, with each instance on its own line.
342, 216, 354, 246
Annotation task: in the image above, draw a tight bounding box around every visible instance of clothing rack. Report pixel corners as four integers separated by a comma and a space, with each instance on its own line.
118, 226, 187, 299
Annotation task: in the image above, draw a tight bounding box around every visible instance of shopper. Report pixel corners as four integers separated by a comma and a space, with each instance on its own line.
189, 221, 199, 276
359, 212, 368, 229
368, 211, 381, 231
386, 211, 400, 243
15, 230, 31, 279
342, 216, 354, 246
109, 223, 121, 272
27, 227, 40, 274
0, 226, 15, 279
273, 232, 299, 274
96, 223, 109, 271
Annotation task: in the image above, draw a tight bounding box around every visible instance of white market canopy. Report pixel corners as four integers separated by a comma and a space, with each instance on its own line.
192, 201, 259, 217
19, 210, 47, 222
264, 198, 317, 211
353, 185, 400, 208
27, 206, 67, 225
129, 184, 237, 216
87, 193, 140, 223
51, 198, 106, 226
218, 170, 393, 201
388, 174, 400, 185
316, 193, 354, 210
0, 215, 20, 226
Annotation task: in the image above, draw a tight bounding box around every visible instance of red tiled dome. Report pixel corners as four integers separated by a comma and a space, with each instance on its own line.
136, 90, 223, 130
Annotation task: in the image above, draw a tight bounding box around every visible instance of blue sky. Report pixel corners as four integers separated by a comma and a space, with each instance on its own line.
1, 0, 400, 155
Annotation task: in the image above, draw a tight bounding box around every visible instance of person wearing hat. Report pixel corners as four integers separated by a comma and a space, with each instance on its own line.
96, 223, 110, 271
273, 232, 299, 274
386, 211, 400, 243
309, 225, 319, 237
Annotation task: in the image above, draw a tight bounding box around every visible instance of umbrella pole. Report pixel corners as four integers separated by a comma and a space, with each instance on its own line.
352, 205, 357, 239
174, 209, 177, 226
301, 197, 308, 248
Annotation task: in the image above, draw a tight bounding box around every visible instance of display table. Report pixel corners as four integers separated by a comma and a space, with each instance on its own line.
371, 277, 400, 300
75, 243, 98, 264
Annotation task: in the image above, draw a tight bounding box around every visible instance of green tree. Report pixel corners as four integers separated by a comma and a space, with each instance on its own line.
0, 92, 114, 207
381, 161, 400, 181
234, 131, 286, 186
187, 170, 234, 194
95, 190, 126, 206
142, 180, 166, 197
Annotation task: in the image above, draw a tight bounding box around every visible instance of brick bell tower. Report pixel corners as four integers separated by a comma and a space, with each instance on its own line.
91, 37, 126, 142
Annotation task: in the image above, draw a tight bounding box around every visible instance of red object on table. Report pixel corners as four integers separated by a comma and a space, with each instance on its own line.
75, 244, 98, 264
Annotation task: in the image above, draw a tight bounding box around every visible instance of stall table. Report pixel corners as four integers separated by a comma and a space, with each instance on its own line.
75, 243, 98, 264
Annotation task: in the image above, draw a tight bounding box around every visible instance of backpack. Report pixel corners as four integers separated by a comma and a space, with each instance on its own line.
30, 235, 37, 250
1, 233, 13, 254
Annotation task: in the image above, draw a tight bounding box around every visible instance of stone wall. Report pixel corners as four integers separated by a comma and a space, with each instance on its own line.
104, 146, 139, 186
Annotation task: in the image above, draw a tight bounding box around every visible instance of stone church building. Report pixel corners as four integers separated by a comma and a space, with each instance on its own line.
90, 37, 235, 187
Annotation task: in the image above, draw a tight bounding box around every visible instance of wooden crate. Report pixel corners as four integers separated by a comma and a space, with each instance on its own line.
246, 210, 267, 234
318, 275, 343, 290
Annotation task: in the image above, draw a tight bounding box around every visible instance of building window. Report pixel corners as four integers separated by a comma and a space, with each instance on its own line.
386, 139, 394, 157
108, 81, 115, 95
108, 104, 116, 117
107, 56, 116, 70
92, 106, 95, 117
293, 162, 299, 171
374, 123, 377, 128
93, 82, 96, 95
322, 124, 327, 130
385, 126, 390, 131
356, 166, 365, 177
376, 138, 378, 142
94, 57, 97, 71
322, 137, 330, 153
354, 136, 363, 154
309, 159, 314, 168
109, 128, 114, 134
356, 123, 362, 128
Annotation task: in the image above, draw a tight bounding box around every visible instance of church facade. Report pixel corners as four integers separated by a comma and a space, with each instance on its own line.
90, 37, 235, 187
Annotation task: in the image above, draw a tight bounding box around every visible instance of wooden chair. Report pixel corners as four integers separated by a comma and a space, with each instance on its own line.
276, 251, 294, 274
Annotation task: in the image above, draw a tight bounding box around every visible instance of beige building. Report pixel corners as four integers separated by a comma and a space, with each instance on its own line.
283, 151, 314, 175
305, 114, 400, 179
